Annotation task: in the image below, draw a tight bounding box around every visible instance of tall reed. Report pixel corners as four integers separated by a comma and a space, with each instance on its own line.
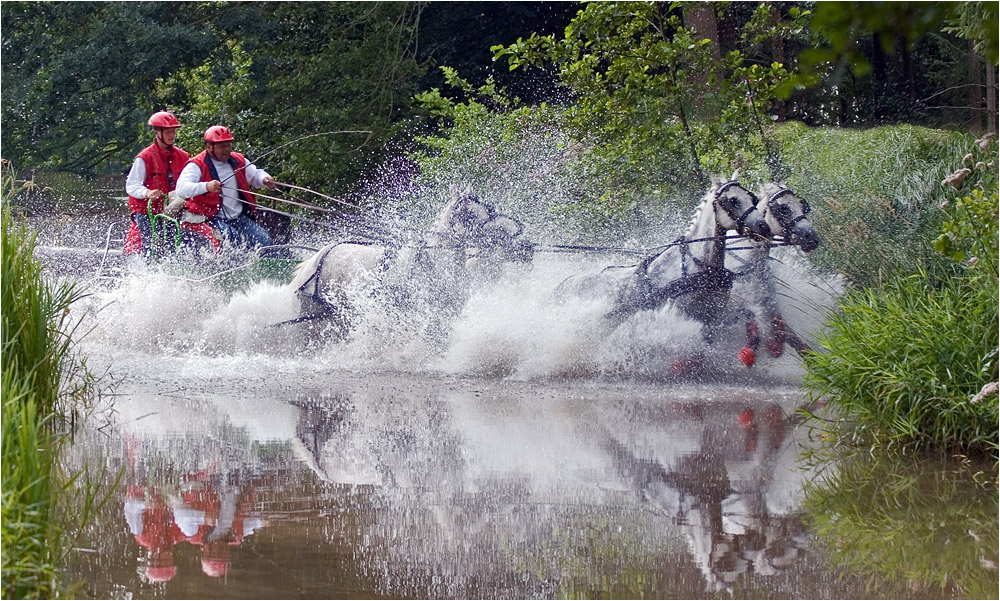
1, 162, 95, 598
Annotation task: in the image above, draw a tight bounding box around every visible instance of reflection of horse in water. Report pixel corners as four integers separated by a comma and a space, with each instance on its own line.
727, 182, 819, 360
288, 394, 467, 490
599, 400, 814, 594
287, 192, 534, 339
555, 178, 771, 363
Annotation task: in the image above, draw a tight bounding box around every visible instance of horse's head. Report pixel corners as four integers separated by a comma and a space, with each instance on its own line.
447, 194, 534, 264
711, 180, 771, 240
757, 183, 819, 252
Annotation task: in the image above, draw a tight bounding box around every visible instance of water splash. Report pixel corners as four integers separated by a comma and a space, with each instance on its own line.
69, 233, 841, 385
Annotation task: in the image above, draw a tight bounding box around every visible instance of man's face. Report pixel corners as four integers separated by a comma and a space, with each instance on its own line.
208, 140, 233, 162
156, 127, 178, 147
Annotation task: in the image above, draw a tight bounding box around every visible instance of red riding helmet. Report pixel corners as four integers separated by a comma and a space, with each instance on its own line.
144, 565, 177, 583
148, 111, 181, 129
204, 125, 235, 143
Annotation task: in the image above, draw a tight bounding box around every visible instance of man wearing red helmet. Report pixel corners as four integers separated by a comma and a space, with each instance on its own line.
176, 125, 276, 251
124, 111, 189, 259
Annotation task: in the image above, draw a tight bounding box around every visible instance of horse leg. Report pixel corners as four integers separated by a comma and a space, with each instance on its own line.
668, 321, 714, 377
296, 291, 352, 340
765, 315, 787, 357
738, 311, 760, 368
778, 315, 812, 356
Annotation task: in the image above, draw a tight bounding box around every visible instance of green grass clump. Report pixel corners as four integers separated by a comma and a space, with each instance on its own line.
804, 268, 998, 454
2, 161, 98, 598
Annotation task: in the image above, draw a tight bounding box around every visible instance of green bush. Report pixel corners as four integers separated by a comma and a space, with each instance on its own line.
804, 268, 998, 454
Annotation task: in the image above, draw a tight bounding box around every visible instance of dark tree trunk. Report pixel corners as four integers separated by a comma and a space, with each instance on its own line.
683, 2, 722, 62
969, 41, 984, 132
771, 7, 787, 122
987, 63, 998, 134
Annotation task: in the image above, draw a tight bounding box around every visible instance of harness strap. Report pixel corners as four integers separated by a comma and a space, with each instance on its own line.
645, 266, 735, 309
611, 263, 735, 322
735, 204, 757, 231
767, 188, 809, 213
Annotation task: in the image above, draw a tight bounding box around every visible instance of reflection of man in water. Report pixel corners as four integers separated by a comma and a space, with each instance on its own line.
122, 436, 268, 583
124, 486, 185, 584
196, 479, 266, 579
123, 436, 186, 584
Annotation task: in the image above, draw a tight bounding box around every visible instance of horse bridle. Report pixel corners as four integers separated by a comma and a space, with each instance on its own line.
449, 195, 525, 241
716, 180, 760, 233
765, 188, 810, 231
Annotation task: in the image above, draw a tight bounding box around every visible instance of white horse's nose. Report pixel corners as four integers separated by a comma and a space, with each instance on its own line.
749, 218, 771, 239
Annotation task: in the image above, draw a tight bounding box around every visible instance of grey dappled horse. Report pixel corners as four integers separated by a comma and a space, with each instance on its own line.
287, 193, 534, 339
556, 178, 771, 348
726, 182, 819, 359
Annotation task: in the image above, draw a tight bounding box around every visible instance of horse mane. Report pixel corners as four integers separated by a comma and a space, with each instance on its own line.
758, 181, 785, 203
683, 181, 722, 239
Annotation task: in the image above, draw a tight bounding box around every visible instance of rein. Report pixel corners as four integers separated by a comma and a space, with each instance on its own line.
218, 131, 374, 185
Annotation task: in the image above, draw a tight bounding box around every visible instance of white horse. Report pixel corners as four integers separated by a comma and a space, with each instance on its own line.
556, 177, 771, 346
726, 182, 819, 361
286, 193, 534, 338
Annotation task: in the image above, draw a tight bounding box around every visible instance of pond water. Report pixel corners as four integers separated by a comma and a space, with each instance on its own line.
23, 179, 999, 599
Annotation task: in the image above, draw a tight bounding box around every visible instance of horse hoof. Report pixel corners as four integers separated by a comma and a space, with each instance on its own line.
669, 355, 703, 377
738, 347, 756, 368
765, 338, 785, 357
669, 358, 689, 377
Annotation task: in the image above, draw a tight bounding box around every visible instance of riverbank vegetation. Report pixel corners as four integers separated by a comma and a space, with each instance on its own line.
1, 163, 102, 598
802, 136, 998, 457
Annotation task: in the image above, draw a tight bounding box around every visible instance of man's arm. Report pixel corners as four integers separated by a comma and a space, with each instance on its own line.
125, 157, 158, 199
243, 162, 275, 189
176, 162, 217, 198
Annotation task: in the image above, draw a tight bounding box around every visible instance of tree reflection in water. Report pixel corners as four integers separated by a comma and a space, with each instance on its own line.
802, 449, 998, 598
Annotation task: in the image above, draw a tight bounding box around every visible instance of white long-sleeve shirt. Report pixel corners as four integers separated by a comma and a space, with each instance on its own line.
176, 155, 270, 220
124, 157, 156, 200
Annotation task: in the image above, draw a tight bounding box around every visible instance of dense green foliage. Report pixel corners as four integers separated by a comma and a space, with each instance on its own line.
1, 2, 220, 171
803, 450, 998, 597
802, 135, 999, 455
2, 2, 995, 198
1, 164, 101, 598
494, 2, 810, 193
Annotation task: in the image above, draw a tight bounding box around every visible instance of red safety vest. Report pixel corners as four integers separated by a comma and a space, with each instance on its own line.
184, 151, 258, 219
127, 144, 189, 215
